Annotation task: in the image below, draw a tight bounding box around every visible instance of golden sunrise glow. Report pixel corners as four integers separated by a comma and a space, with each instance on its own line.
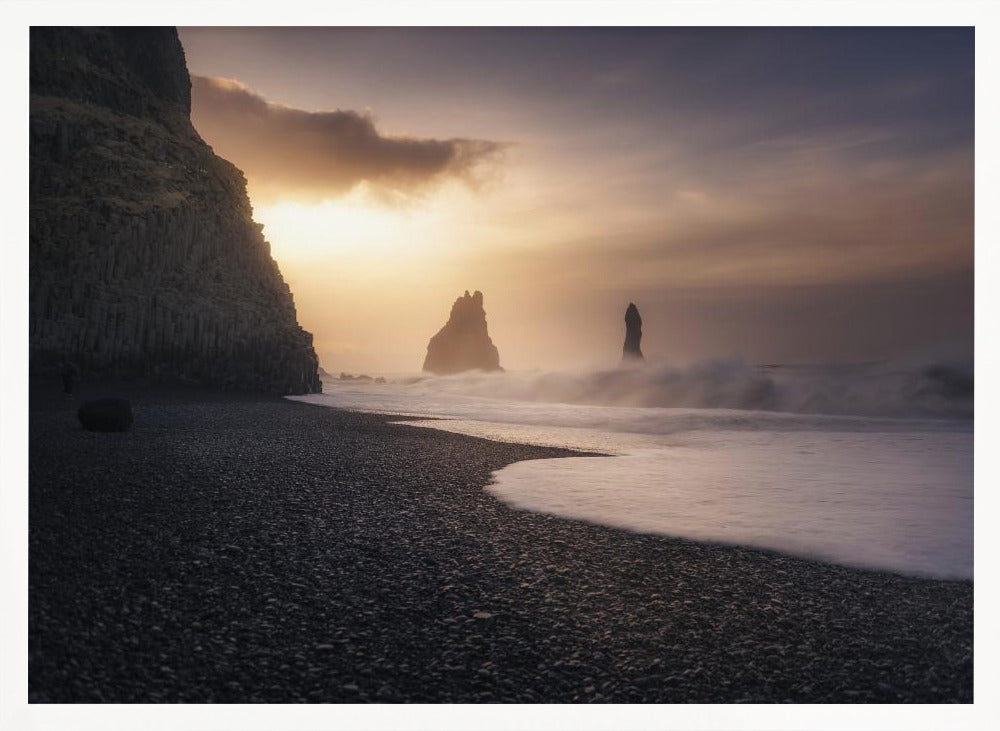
180, 27, 974, 375
252, 182, 498, 265
257, 198, 413, 261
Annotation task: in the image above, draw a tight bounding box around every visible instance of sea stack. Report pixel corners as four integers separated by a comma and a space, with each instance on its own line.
622, 302, 644, 363
29, 27, 320, 395
423, 291, 502, 374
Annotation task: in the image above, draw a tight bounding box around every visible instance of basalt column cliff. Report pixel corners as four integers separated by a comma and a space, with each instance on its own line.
29, 27, 320, 394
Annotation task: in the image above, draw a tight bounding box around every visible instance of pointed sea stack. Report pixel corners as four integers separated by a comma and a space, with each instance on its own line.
622, 302, 644, 363
423, 291, 502, 374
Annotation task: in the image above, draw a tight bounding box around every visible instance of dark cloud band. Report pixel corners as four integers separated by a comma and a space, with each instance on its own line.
190, 75, 505, 201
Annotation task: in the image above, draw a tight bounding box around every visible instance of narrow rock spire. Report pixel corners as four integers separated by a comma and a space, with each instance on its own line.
622, 302, 644, 362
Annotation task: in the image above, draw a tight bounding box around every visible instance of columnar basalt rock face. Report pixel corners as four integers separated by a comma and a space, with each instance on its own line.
622, 302, 644, 362
423, 291, 502, 375
29, 27, 320, 395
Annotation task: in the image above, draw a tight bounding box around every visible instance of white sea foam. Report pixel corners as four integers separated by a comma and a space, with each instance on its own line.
290, 362, 973, 580
325, 359, 972, 419
484, 431, 972, 580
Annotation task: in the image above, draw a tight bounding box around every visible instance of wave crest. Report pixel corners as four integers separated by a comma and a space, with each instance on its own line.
399, 359, 972, 419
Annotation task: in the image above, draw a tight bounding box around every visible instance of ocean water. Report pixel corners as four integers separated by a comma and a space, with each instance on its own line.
289, 361, 973, 580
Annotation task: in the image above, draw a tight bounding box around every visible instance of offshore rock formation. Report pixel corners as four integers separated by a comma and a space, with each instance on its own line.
30, 27, 320, 394
622, 302, 644, 362
423, 291, 502, 374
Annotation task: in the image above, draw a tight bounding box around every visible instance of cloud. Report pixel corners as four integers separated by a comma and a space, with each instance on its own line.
190, 75, 506, 203
468, 139, 973, 293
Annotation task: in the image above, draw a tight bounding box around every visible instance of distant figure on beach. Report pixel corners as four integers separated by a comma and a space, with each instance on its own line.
61, 362, 78, 395
622, 302, 644, 363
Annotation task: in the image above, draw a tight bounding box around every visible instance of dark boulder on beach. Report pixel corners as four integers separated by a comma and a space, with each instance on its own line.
78, 398, 134, 432
622, 302, 644, 363
423, 290, 502, 375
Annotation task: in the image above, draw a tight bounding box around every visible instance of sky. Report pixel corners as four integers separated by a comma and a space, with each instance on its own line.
177, 27, 974, 374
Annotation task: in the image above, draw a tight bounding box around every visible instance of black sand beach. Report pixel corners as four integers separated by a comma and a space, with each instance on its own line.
29, 383, 973, 703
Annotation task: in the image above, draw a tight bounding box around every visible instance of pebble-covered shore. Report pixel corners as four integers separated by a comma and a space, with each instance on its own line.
29, 383, 973, 702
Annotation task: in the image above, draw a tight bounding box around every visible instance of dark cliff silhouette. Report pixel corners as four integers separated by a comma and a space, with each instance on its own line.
423, 291, 502, 375
622, 302, 644, 363
29, 27, 320, 395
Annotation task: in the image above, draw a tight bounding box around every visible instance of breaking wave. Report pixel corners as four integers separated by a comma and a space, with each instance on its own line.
394, 359, 972, 420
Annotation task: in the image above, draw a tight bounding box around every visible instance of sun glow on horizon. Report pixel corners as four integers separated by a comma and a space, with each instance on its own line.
249, 180, 511, 267
255, 196, 422, 262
